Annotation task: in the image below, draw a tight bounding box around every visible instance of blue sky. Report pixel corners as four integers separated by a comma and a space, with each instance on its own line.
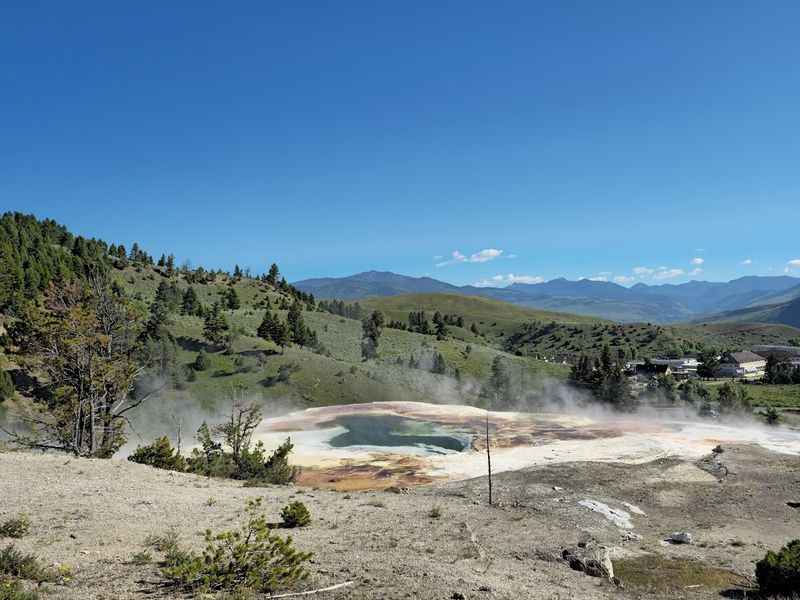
2, 2, 799, 286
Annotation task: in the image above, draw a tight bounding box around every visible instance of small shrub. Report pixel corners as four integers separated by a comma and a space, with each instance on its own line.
428, 506, 442, 519
280, 502, 311, 528
0, 580, 39, 600
205, 497, 217, 507
159, 498, 311, 594
756, 539, 800, 596
128, 437, 186, 472
0, 516, 29, 539
0, 371, 14, 403
143, 529, 180, 555
242, 438, 298, 486
0, 545, 52, 583
763, 406, 781, 426
194, 351, 209, 371
131, 550, 152, 565
364, 499, 385, 508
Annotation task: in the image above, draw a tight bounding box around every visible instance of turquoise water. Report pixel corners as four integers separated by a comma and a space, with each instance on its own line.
324, 414, 471, 454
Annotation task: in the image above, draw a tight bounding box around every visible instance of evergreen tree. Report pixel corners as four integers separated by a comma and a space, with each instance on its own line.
361, 311, 385, 360
697, 349, 719, 379
486, 356, 513, 407
271, 318, 289, 352
0, 369, 15, 403
432, 352, 447, 375
165, 253, 175, 276
226, 287, 241, 310
194, 350, 209, 371
203, 303, 229, 347
286, 301, 306, 345
266, 263, 280, 286
181, 286, 200, 316
257, 310, 276, 341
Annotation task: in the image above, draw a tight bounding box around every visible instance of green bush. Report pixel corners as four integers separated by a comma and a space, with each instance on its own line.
280, 502, 311, 528
128, 437, 186, 472
0, 516, 29, 539
241, 438, 299, 486
193, 350, 209, 371
0, 371, 14, 403
0, 545, 52, 583
756, 539, 800, 596
159, 498, 311, 594
0, 580, 39, 600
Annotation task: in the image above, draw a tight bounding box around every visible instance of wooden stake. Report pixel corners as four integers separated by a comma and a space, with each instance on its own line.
486, 409, 493, 506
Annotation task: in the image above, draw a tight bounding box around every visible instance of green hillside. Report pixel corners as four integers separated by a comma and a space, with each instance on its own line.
501, 319, 800, 361
692, 297, 800, 329
105, 268, 571, 436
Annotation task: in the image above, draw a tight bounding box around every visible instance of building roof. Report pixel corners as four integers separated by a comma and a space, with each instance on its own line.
724, 351, 766, 365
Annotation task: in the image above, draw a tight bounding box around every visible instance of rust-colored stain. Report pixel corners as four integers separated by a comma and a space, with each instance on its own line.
296, 454, 439, 491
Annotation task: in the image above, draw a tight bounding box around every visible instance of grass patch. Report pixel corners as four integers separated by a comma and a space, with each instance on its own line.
0, 516, 29, 539
614, 555, 747, 594
0, 545, 53, 583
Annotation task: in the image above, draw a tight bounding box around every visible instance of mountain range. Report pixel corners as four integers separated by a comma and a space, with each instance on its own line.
294, 271, 800, 325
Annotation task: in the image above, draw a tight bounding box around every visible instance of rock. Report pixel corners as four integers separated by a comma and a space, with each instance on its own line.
668, 532, 693, 544
595, 547, 614, 580
451, 593, 466, 600
562, 548, 585, 572
584, 558, 610, 578
787, 501, 800, 509
568, 557, 586, 572
622, 531, 642, 542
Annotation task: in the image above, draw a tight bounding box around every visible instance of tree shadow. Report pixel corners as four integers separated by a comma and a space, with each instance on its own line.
176, 336, 214, 353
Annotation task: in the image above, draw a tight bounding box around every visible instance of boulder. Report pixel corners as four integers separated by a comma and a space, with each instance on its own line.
669, 532, 693, 544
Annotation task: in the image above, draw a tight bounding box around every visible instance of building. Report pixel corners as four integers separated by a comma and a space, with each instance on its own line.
628, 357, 698, 380
716, 351, 767, 380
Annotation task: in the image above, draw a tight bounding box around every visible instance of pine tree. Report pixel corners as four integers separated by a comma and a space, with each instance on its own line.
286, 301, 308, 346
226, 287, 241, 310
257, 310, 275, 341
266, 263, 280, 286
181, 286, 200, 315
271, 318, 289, 353
432, 352, 447, 375
361, 311, 384, 360
203, 303, 229, 347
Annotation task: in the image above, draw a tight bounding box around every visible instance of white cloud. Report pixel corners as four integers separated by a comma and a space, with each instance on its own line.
614, 275, 635, 285
787, 259, 800, 269
652, 268, 685, 280
588, 276, 608, 282
633, 266, 654, 277
689, 268, 704, 276
436, 248, 503, 267
741, 258, 753, 266
473, 273, 544, 287
691, 257, 704, 265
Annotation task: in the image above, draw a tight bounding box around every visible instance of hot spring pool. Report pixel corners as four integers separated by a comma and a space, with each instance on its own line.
250, 401, 800, 491
323, 414, 471, 454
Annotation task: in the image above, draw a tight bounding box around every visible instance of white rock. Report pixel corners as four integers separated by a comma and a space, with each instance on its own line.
578, 499, 633, 529
669, 531, 693, 544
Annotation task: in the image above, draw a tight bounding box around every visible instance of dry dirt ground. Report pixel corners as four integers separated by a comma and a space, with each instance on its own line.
1, 445, 798, 599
